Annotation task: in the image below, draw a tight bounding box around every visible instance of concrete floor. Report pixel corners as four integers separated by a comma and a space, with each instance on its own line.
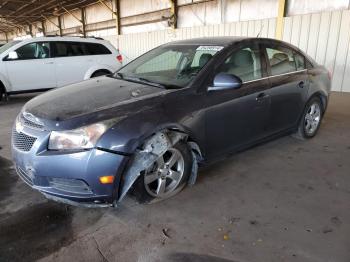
0, 92, 350, 262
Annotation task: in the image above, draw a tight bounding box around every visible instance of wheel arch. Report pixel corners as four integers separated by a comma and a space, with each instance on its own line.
308, 90, 328, 113
114, 124, 203, 202
84, 65, 115, 80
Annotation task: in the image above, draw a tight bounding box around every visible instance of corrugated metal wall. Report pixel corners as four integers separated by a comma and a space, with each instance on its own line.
118, 9, 350, 92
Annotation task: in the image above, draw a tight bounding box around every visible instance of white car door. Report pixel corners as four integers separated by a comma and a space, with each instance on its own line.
53, 41, 93, 87
4, 41, 56, 91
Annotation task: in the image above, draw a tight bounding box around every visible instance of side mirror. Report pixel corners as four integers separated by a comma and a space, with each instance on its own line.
7, 51, 18, 60
208, 73, 242, 91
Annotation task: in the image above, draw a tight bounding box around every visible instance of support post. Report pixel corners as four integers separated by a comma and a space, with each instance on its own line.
169, 0, 178, 29
58, 15, 63, 36
5, 32, 8, 42
114, 0, 121, 35
29, 24, 33, 37
81, 8, 87, 37
275, 0, 286, 40
41, 20, 46, 36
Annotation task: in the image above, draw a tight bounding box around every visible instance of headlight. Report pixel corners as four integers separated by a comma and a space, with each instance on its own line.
49, 123, 109, 150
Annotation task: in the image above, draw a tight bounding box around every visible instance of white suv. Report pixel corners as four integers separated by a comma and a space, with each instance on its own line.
0, 36, 122, 99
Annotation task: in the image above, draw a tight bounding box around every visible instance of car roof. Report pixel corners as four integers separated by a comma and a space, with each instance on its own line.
165, 36, 250, 46
20, 36, 107, 43
163, 36, 297, 48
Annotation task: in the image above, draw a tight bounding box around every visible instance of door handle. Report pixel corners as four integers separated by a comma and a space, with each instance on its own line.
256, 92, 269, 101
298, 81, 305, 88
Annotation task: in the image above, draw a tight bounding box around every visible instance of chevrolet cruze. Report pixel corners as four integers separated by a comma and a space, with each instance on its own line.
12, 37, 331, 207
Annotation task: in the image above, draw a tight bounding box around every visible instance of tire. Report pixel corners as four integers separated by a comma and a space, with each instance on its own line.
0, 83, 4, 102
91, 70, 110, 78
132, 141, 192, 204
294, 97, 323, 140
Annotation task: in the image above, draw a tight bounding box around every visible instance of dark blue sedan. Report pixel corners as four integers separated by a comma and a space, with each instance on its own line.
12, 37, 331, 207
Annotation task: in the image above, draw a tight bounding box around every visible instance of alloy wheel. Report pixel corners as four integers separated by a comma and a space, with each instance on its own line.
304, 102, 321, 135
144, 147, 185, 198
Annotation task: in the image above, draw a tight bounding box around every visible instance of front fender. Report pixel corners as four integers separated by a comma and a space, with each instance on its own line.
0, 71, 11, 92
96, 107, 204, 155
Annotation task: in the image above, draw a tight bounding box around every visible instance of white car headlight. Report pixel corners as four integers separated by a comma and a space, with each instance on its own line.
49, 123, 109, 150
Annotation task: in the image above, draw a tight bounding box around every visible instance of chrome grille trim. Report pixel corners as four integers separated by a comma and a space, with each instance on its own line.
12, 130, 37, 152
16, 166, 34, 186
19, 113, 44, 131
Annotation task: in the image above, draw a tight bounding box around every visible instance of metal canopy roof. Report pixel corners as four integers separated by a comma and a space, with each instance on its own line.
0, 0, 99, 33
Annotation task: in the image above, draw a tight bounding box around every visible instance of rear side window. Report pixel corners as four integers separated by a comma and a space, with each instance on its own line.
14, 42, 50, 60
84, 43, 112, 55
294, 52, 306, 70
53, 41, 111, 57
266, 46, 297, 76
53, 42, 85, 57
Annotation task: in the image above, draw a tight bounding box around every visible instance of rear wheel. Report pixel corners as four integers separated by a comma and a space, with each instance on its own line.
132, 141, 192, 203
294, 97, 323, 139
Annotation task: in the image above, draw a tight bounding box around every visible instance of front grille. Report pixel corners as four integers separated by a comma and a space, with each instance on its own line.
48, 177, 93, 195
12, 130, 37, 152
20, 113, 44, 130
16, 166, 33, 186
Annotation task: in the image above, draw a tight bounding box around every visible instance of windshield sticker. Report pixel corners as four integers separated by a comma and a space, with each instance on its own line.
196, 46, 224, 52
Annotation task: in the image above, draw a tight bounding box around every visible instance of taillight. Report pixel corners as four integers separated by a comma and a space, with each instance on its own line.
117, 54, 123, 63
328, 70, 332, 80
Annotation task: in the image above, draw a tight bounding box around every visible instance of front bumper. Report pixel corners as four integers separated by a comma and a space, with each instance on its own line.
11, 120, 128, 206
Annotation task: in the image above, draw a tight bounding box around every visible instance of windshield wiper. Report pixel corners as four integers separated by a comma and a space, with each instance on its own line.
114, 72, 124, 79
123, 76, 165, 88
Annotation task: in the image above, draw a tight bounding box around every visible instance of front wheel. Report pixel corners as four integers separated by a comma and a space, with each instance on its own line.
132, 141, 192, 203
294, 97, 323, 139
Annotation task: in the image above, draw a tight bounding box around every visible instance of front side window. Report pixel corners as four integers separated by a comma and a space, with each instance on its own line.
14, 42, 50, 60
116, 45, 223, 89
266, 46, 299, 76
217, 46, 262, 82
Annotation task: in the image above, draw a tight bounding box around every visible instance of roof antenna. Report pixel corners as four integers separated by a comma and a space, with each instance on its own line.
257, 24, 264, 38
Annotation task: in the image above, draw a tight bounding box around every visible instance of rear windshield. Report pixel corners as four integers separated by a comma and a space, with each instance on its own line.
0, 41, 21, 54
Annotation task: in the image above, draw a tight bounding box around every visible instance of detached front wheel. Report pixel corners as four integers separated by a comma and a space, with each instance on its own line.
132, 141, 192, 203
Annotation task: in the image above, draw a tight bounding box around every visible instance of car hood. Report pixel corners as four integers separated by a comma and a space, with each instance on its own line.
24, 76, 168, 122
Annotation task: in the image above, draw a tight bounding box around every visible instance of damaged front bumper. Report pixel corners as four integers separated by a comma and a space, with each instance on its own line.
12, 120, 201, 207
12, 123, 129, 206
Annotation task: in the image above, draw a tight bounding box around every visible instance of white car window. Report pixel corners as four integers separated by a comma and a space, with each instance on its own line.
14, 42, 50, 60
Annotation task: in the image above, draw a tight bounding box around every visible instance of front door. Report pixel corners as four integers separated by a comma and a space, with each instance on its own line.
4, 42, 56, 91
205, 44, 271, 159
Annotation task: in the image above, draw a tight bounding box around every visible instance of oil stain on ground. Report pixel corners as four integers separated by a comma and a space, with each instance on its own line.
0, 202, 74, 262
0, 155, 104, 261
0, 156, 18, 202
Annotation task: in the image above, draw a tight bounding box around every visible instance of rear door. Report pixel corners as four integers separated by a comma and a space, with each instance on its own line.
52, 41, 94, 87
262, 43, 310, 134
4, 41, 56, 91
205, 43, 271, 158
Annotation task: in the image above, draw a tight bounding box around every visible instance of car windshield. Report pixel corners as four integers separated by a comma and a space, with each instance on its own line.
0, 41, 21, 54
115, 44, 224, 89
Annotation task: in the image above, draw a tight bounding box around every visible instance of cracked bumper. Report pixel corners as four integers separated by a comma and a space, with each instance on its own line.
12, 125, 128, 205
